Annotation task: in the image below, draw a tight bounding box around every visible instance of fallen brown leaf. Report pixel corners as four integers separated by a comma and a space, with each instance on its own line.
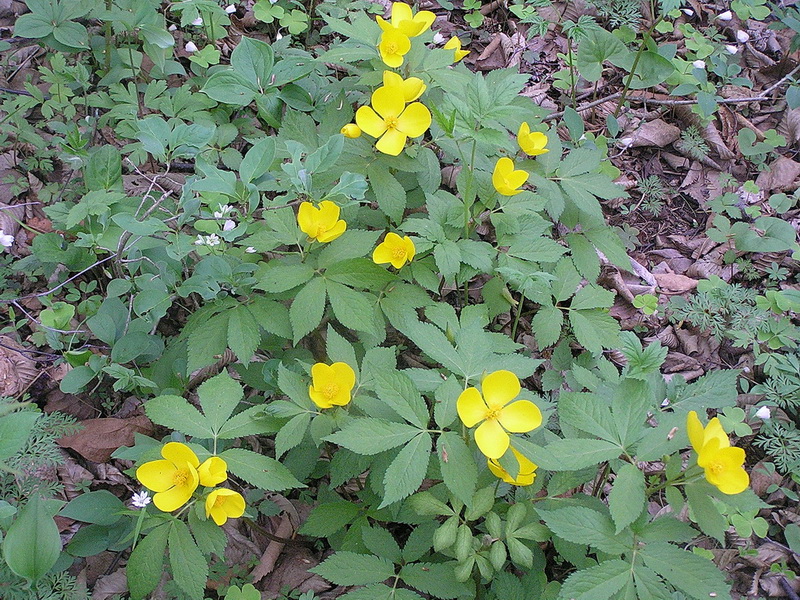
58, 417, 153, 462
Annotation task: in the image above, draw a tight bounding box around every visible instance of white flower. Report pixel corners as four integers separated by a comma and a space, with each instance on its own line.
168, 24, 178, 31
755, 406, 771, 420
736, 30, 750, 43
185, 41, 198, 53
682, 8, 694, 16
275, 31, 283, 40
718, 10, 733, 20
245, 246, 257, 253
206, 234, 221, 246
223, 219, 236, 231
213, 205, 233, 219
194, 235, 205, 246
433, 32, 446, 45
692, 60, 706, 69
0, 230, 13, 249
225, 4, 237, 13
192, 17, 204, 26
725, 44, 738, 54
131, 490, 151, 508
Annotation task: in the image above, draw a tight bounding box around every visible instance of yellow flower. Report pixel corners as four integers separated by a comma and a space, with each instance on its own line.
686, 411, 749, 495
205, 488, 246, 526
356, 86, 431, 156
457, 370, 542, 459
487, 447, 537, 486
136, 442, 201, 512
373, 232, 416, 268
376, 2, 435, 37
341, 123, 362, 138
297, 200, 347, 243
444, 36, 469, 62
517, 122, 549, 156
309, 362, 356, 409
492, 157, 528, 196
378, 27, 411, 68
197, 456, 228, 487
382, 71, 426, 102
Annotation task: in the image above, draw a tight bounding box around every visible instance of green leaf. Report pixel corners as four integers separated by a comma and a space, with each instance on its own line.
641, 542, 731, 600
290, 277, 327, 344
369, 368, 428, 428
201, 70, 258, 105
187, 313, 229, 375
59, 490, 124, 526
633, 564, 673, 600
608, 463, 645, 533
438, 432, 477, 507
111, 213, 171, 236
13, 13, 53, 38
239, 137, 276, 184
325, 418, 422, 455
396, 320, 463, 376
231, 37, 274, 91
326, 281, 380, 337
570, 285, 615, 310
558, 559, 632, 600
569, 309, 620, 354
52, 20, 88, 49
400, 562, 473, 599
362, 525, 403, 563
169, 519, 208, 600
577, 28, 630, 82
0, 411, 39, 461
368, 164, 406, 224
318, 230, 382, 269
218, 405, 282, 439
85, 146, 123, 192
227, 306, 261, 366
127, 523, 170, 600
530, 305, 563, 349
311, 551, 396, 586
197, 372, 244, 435
145, 395, 214, 438
380, 432, 432, 508
2, 495, 61, 582
220, 448, 303, 491
539, 506, 632, 554
515, 437, 621, 471
300, 501, 361, 537
685, 482, 727, 543
558, 392, 617, 443
274, 412, 311, 458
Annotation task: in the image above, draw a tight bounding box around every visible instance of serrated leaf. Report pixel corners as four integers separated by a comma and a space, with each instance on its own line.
515, 437, 621, 471
531, 305, 563, 349
227, 306, 260, 366
257, 263, 315, 293
290, 277, 327, 344
380, 432, 432, 508
217, 405, 282, 439
368, 164, 406, 224
608, 463, 645, 533
220, 448, 303, 491
145, 395, 214, 438
318, 230, 382, 269
438, 432, 477, 507
633, 564, 673, 600
326, 281, 380, 337
539, 506, 632, 554
362, 526, 403, 563
685, 482, 727, 543
434, 240, 461, 283
169, 519, 208, 600
558, 559, 631, 600
558, 392, 617, 442
187, 313, 229, 375
370, 368, 428, 428
311, 552, 396, 586
641, 542, 731, 600
127, 523, 170, 600
570, 285, 615, 310
197, 372, 244, 434
325, 418, 422, 455
274, 412, 311, 458
400, 562, 473, 599
396, 320, 463, 376
569, 308, 620, 354
299, 500, 361, 537
188, 509, 227, 558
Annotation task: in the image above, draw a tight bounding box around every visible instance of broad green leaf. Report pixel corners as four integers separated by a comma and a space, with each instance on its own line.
318, 230, 382, 269
239, 137, 276, 184
530, 305, 563, 349
400, 562, 474, 599
85, 146, 123, 192
633, 564, 673, 600
127, 523, 170, 600
558, 392, 617, 443
558, 559, 632, 600
227, 305, 260, 366
169, 519, 208, 600
396, 320, 463, 376
380, 432, 432, 508
326, 281, 381, 337
0, 411, 39, 461
577, 28, 630, 82
188, 509, 227, 558
538, 506, 632, 554
290, 277, 327, 344
641, 542, 731, 600
257, 263, 315, 293
685, 482, 727, 543
13, 13, 53, 38
197, 372, 244, 434
300, 501, 361, 537
362, 525, 403, 563
145, 395, 214, 438
59, 490, 124, 526
217, 405, 282, 439
325, 418, 422, 455
274, 412, 311, 458
231, 37, 274, 91
187, 313, 229, 375
515, 438, 621, 471
608, 463, 645, 533
438, 432, 477, 507
2, 495, 61, 582
368, 164, 406, 224
311, 551, 396, 586
370, 368, 428, 428
220, 448, 303, 491
201, 71, 258, 105
569, 308, 620, 354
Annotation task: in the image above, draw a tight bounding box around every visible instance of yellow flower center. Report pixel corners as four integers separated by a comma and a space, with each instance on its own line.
173, 469, 190, 487
485, 407, 502, 421
386, 41, 398, 54
323, 382, 340, 400
316, 224, 328, 237
214, 494, 227, 508
708, 461, 725, 475
392, 246, 406, 259
385, 115, 399, 130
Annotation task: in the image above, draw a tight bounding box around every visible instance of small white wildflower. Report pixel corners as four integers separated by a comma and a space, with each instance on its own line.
692, 59, 706, 69
275, 31, 283, 40
0, 230, 13, 249
725, 44, 738, 54
213, 205, 233, 219
736, 30, 750, 43
245, 246, 257, 253
223, 219, 236, 232
206, 234, 221, 246
131, 490, 151, 508
225, 4, 237, 13
185, 41, 198, 53
194, 234, 206, 246
660, 398, 671, 407
755, 406, 771, 420
168, 24, 178, 31
192, 17, 204, 26
718, 10, 733, 21
432, 32, 446, 45
682, 8, 694, 16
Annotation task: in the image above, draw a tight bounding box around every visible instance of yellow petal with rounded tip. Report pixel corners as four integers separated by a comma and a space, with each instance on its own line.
137, 460, 177, 493
309, 385, 333, 409
499, 400, 542, 433
162, 441, 200, 469
297, 202, 318, 237
397, 20, 426, 37
372, 85, 405, 120
481, 370, 520, 409
397, 102, 431, 138
704, 417, 730, 449
330, 362, 356, 392
356, 106, 387, 139
475, 418, 509, 459
205, 489, 246, 526
373, 239, 397, 265
341, 123, 362, 138
383, 71, 404, 88
317, 200, 340, 225
686, 411, 704, 454
153, 465, 199, 512
376, 128, 407, 156
198, 457, 228, 487
317, 219, 346, 243
391, 2, 413, 25
412, 10, 435, 32
402, 236, 416, 261
457, 387, 487, 427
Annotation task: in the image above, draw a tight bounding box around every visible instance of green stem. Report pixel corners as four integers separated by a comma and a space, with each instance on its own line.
613, 22, 663, 117
510, 292, 524, 341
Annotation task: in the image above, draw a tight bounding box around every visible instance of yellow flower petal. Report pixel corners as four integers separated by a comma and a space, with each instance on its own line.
153, 465, 199, 512
498, 400, 542, 433
198, 457, 228, 487
317, 200, 340, 225
330, 362, 356, 395
317, 219, 346, 243
341, 123, 362, 138
309, 362, 356, 409
487, 448, 537, 486
309, 385, 333, 409
376, 128, 407, 156
475, 418, 509, 459
704, 417, 730, 449
378, 28, 411, 68
402, 235, 416, 262
390, 2, 413, 25
481, 370, 521, 409
162, 441, 200, 469
136, 460, 177, 493
396, 102, 431, 138
205, 488, 246, 526
457, 387, 488, 427
686, 411, 705, 454
492, 157, 528, 196
517, 122, 549, 156
372, 85, 405, 120
356, 106, 387, 139
444, 37, 469, 62
297, 202, 318, 238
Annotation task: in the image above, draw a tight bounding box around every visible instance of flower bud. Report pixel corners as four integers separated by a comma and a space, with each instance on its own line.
736, 30, 750, 42
225, 4, 237, 13
185, 41, 198, 53
340, 123, 362, 138
692, 59, 706, 69
725, 44, 738, 54
755, 406, 771, 419
718, 10, 733, 20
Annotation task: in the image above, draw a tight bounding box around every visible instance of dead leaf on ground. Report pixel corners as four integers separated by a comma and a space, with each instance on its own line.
91, 569, 128, 600
58, 417, 153, 462
755, 156, 800, 193
627, 118, 681, 148
653, 272, 698, 294
261, 546, 331, 599
0, 335, 38, 396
